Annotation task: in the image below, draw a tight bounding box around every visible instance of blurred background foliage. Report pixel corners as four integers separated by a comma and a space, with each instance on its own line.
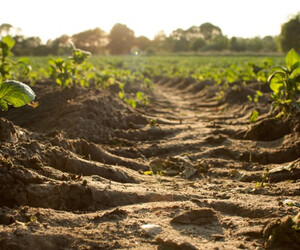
0, 12, 299, 56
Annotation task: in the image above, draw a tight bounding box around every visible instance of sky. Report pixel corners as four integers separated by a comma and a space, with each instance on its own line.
1, 0, 300, 43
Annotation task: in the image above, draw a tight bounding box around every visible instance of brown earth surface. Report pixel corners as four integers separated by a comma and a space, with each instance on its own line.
0, 78, 300, 249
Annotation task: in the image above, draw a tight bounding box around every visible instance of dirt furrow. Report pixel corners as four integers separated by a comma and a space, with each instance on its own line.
1, 79, 300, 249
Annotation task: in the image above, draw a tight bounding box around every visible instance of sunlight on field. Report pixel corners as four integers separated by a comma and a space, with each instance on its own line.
1, 5, 300, 246
2, 0, 300, 42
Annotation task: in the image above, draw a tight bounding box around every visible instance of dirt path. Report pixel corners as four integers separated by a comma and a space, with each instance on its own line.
0, 79, 300, 249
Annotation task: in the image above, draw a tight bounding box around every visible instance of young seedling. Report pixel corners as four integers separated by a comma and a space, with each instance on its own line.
249, 110, 259, 123
136, 91, 149, 107
255, 171, 270, 189
0, 36, 15, 79
48, 57, 72, 87
268, 49, 300, 117
147, 118, 157, 127
248, 90, 263, 123
118, 83, 136, 108
48, 44, 92, 87
0, 36, 33, 82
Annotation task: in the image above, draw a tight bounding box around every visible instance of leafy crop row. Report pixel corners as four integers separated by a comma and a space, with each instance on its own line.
4, 35, 300, 122
47, 51, 299, 120
48, 44, 93, 87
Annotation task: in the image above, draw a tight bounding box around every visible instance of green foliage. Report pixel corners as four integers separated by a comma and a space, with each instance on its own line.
248, 90, 263, 123
48, 44, 92, 87
268, 49, 300, 117
248, 59, 273, 83
135, 36, 152, 51
48, 57, 72, 87
17, 57, 33, 76
0, 36, 33, 82
0, 22, 281, 55
17, 54, 286, 110
248, 90, 263, 104
136, 91, 149, 106
118, 83, 134, 107
0, 80, 35, 111
71, 46, 91, 64
256, 172, 269, 189
108, 23, 135, 54
118, 82, 149, 108
250, 110, 259, 123
279, 13, 300, 52
72, 28, 106, 54
0, 36, 15, 79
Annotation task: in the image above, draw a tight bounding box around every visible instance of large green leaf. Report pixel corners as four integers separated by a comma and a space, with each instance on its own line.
286, 49, 300, 72
2, 36, 15, 49
267, 70, 285, 83
290, 67, 300, 79
0, 99, 8, 111
0, 80, 36, 111
269, 74, 284, 94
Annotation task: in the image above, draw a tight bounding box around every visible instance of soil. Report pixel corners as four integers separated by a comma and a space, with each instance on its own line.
0, 78, 300, 250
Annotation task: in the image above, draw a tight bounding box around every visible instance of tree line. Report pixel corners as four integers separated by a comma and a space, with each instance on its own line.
0, 13, 299, 56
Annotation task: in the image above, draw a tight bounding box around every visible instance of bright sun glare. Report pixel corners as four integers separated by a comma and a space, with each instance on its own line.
1, 0, 300, 42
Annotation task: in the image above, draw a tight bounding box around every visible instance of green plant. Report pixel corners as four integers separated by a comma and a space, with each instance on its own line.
0, 80, 35, 111
249, 59, 273, 83
256, 171, 269, 189
283, 199, 300, 208
250, 110, 259, 123
48, 44, 92, 87
247, 90, 263, 103
136, 91, 149, 107
15, 57, 35, 83
0, 36, 15, 79
147, 118, 157, 126
248, 90, 263, 123
92, 70, 115, 88
71, 45, 91, 64
48, 57, 73, 87
268, 49, 300, 117
118, 83, 137, 108
0, 36, 33, 82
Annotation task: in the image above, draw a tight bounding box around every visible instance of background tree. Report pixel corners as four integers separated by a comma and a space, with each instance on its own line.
196, 23, 228, 51
278, 13, 300, 52
0, 21, 281, 55
199, 22, 222, 42
185, 26, 203, 41
230, 37, 246, 52
46, 34, 71, 55
0, 23, 13, 37
246, 37, 264, 52
261, 36, 278, 52
190, 38, 206, 52
12, 36, 44, 56
108, 23, 135, 54
134, 36, 152, 51
169, 28, 189, 52
202, 35, 229, 51
152, 31, 168, 52
72, 28, 107, 54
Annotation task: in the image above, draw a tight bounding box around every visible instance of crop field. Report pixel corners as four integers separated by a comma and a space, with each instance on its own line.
1, 40, 300, 250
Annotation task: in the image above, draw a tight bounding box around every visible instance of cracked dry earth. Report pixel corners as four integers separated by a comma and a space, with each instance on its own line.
0, 78, 300, 250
